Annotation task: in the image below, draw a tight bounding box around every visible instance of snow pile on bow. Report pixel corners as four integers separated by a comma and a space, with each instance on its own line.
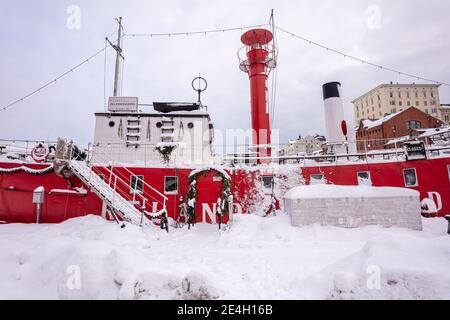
0, 214, 449, 299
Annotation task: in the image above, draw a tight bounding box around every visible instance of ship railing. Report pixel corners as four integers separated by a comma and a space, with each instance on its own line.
87, 142, 217, 167
225, 140, 450, 166
0, 138, 58, 162
85, 143, 168, 205
68, 144, 167, 222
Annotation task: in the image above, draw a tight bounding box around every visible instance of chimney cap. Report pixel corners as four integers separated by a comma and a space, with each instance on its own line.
322, 82, 341, 100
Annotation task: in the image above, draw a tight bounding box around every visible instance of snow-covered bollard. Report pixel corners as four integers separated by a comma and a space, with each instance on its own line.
445, 215, 450, 235
32, 186, 45, 224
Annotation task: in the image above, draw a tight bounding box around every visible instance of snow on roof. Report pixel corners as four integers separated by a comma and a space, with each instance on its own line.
284, 185, 419, 200
385, 135, 413, 146
418, 127, 450, 138
362, 111, 401, 129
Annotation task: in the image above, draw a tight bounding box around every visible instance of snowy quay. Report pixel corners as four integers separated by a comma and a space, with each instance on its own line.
0, 214, 449, 300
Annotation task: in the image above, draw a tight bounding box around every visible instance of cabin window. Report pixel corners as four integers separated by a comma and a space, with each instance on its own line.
403, 168, 418, 187
262, 176, 274, 189
310, 174, 325, 185
130, 175, 144, 194
164, 176, 178, 194
357, 171, 372, 186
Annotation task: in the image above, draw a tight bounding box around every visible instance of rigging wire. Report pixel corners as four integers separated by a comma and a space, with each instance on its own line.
1, 31, 118, 112
275, 25, 450, 87
123, 23, 269, 37
268, 12, 279, 128
0, 24, 268, 112
103, 38, 108, 112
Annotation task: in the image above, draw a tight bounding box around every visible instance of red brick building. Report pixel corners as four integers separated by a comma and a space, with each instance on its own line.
356, 107, 443, 152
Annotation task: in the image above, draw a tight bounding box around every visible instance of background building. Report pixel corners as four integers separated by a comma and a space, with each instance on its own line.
278, 134, 326, 162
356, 107, 443, 152
441, 104, 450, 124
352, 83, 443, 124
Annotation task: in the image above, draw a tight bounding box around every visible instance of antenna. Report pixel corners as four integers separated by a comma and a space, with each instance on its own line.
192, 76, 208, 106
106, 17, 124, 97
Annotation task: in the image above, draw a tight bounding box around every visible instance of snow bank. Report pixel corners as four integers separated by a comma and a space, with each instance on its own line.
0, 214, 448, 300
285, 185, 419, 200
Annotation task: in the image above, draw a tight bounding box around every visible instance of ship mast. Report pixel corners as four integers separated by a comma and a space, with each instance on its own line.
106, 17, 124, 97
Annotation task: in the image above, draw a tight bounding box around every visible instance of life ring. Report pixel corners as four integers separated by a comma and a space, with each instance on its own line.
31, 144, 50, 163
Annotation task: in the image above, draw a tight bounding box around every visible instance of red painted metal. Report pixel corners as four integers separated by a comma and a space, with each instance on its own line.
240, 29, 275, 163
1, 157, 450, 225
341, 120, 348, 137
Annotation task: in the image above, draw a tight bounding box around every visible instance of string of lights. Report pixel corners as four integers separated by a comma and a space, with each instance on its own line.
0, 24, 268, 112
275, 26, 450, 87
3, 22, 449, 112
123, 23, 269, 37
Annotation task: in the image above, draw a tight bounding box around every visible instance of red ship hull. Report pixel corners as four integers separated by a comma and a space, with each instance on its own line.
1, 157, 449, 224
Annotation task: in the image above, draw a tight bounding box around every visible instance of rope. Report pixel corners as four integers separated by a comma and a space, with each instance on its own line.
123, 23, 269, 38
275, 25, 450, 87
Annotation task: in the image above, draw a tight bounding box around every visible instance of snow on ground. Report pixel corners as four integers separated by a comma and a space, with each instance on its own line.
0, 214, 449, 300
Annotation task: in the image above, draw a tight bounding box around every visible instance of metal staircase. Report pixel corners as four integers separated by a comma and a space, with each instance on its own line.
69, 160, 149, 226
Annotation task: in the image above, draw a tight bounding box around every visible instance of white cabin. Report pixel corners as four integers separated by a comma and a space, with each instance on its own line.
92, 100, 214, 166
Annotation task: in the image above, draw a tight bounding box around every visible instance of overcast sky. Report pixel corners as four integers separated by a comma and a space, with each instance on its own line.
1, 0, 449, 149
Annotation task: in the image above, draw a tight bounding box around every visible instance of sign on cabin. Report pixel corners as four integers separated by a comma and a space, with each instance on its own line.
108, 97, 138, 112
404, 141, 427, 161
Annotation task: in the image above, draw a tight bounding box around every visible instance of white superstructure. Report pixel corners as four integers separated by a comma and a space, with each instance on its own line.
92, 102, 214, 165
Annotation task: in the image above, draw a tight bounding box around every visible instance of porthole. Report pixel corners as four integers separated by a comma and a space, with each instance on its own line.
108, 121, 115, 127
188, 122, 194, 129
156, 122, 162, 128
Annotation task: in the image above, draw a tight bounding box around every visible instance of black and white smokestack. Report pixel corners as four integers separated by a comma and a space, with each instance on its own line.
322, 81, 342, 100
322, 82, 345, 147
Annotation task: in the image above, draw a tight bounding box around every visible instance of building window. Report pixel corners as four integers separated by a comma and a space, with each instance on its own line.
424, 101, 428, 106
310, 174, 325, 185
398, 92, 402, 98
416, 101, 419, 106
399, 101, 403, 106
130, 175, 144, 194
431, 108, 437, 113
390, 100, 395, 106
164, 176, 178, 194
406, 92, 410, 99
415, 92, 419, 99
390, 92, 393, 98
403, 168, 418, 187
431, 91, 435, 98
407, 101, 411, 106
423, 91, 427, 98
406, 120, 421, 129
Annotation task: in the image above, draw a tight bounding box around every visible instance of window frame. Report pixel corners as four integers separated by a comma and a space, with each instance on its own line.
164, 176, 179, 195
130, 175, 144, 194
403, 168, 418, 187
310, 174, 325, 184
357, 171, 371, 185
